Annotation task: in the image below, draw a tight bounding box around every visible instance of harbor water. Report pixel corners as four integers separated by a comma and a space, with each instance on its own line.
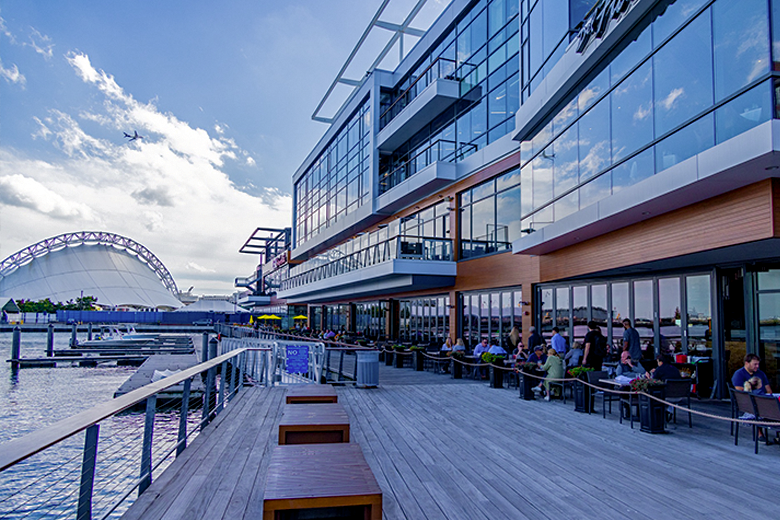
0, 332, 202, 519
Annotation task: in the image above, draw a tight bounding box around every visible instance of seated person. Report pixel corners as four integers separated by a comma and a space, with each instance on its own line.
473, 338, 489, 361
487, 340, 507, 356
441, 337, 453, 352
451, 338, 466, 354
732, 353, 773, 394
616, 351, 645, 377
564, 341, 583, 368
539, 348, 564, 401
649, 354, 681, 381
527, 345, 547, 364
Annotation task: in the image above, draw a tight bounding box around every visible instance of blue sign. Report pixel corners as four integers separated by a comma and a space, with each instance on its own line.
286, 345, 309, 374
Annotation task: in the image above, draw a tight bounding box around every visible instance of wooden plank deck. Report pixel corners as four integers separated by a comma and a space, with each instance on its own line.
121, 364, 780, 519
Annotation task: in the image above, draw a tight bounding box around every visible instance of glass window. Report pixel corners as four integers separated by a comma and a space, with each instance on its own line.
758, 293, 780, 390
553, 124, 579, 196
578, 97, 611, 181
611, 282, 629, 338
513, 289, 523, 333
472, 196, 495, 254
611, 60, 653, 162
612, 148, 654, 194
520, 163, 533, 216
651, 0, 708, 46
542, 0, 568, 58
658, 277, 682, 355
573, 286, 588, 343
610, 24, 651, 86
653, 12, 713, 137
529, 3, 543, 75
579, 172, 611, 210
540, 287, 554, 341
758, 269, 780, 291
496, 185, 521, 247
489, 82, 508, 129
532, 154, 553, 209
496, 167, 521, 191
480, 294, 490, 343
591, 284, 608, 335
578, 68, 609, 113
686, 274, 712, 358
556, 286, 570, 333
715, 83, 771, 145
633, 280, 655, 357
553, 190, 578, 221
712, 0, 769, 102
655, 114, 714, 173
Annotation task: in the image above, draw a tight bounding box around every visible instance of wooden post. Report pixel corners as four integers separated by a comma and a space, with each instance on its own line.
46, 324, 54, 357
87, 323, 93, 341
217, 360, 227, 414
139, 395, 157, 495
11, 327, 21, 371
176, 378, 191, 457
201, 333, 209, 363
77, 424, 100, 520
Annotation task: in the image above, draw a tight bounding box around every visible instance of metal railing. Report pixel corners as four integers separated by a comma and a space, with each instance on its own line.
0, 347, 251, 520
279, 235, 453, 292
378, 140, 478, 194
379, 57, 475, 129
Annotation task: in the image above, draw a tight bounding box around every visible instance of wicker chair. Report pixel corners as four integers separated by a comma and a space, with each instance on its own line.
664, 379, 693, 428
751, 394, 780, 455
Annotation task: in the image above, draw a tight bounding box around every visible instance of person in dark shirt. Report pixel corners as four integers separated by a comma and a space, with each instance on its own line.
527, 345, 547, 364
582, 321, 605, 370
732, 353, 773, 394
650, 355, 681, 381
527, 326, 544, 351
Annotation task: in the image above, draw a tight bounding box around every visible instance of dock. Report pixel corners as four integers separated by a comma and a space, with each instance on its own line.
114, 353, 205, 398
118, 363, 780, 519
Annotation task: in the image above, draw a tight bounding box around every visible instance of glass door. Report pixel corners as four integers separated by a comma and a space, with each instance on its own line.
757, 270, 780, 391
721, 268, 747, 380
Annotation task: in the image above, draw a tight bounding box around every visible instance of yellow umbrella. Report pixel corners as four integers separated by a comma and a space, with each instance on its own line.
257, 314, 270, 320
266, 315, 282, 320
293, 315, 308, 320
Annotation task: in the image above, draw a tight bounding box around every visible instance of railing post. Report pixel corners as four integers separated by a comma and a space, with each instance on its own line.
217, 360, 227, 414
237, 352, 245, 393
46, 323, 54, 357
201, 332, 209, 363
338, 350, 345, 382
176, 378, 191, 457
139, 395, 156, 496
11, 327, 21, 371
77, 424, 99, 520
87, 323, 93, 341
70, 323, 78, 347
202, 366, 214, 430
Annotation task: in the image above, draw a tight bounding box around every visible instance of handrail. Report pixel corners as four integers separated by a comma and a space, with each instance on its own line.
378, 140, 477, 194
0, 348, 246, 471
380, 57, 459, 126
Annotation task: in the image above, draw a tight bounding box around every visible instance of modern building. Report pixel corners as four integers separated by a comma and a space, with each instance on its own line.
0, 231, 182, 310
247, 0, 780, 397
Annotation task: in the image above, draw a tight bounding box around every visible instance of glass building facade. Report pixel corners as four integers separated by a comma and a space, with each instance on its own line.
378, 0, 521, 193
294, 99, 371, 246
519, 0, 774, 232
460, 167, 521, 258
461, 286, 523, 348
399, 295, 451, 346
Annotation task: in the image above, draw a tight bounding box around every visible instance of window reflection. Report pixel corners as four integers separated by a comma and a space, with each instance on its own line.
611, 61, 653, 162
553, 124, 578, 196
578, 98, 611, 182
655, 114, 714, 173
612, 149, 654, 194
715, 82, 771, 144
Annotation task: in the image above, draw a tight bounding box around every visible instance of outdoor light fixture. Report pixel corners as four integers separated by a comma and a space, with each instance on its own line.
521, 227, 535, 234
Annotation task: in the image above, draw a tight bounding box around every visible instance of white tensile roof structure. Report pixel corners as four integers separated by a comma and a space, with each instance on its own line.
175, 298, 249, 313
0, 231, 182, 310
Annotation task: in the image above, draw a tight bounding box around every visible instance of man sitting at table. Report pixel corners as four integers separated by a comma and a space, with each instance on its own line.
527, 345, 547, 364
473, 338, 489, 360
487, 340, 507, 356
732, 353, 773, 394
649, 354, 681, 381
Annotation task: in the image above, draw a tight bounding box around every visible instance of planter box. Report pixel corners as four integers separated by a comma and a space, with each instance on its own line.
393, 351, 405, 368
489, 365, 504, 388
574, 380, 592, 413
519, 371, 537, 400
450, 359, 463, 379
639, 386, 667, 434
385, 351, 394, 366
412, 350, 424, 371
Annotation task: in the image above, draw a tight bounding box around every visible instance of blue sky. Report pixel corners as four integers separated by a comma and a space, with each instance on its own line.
0, 0, 447, 295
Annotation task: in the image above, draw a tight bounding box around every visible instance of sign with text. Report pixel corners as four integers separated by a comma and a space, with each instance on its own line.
285, 345, 309, 374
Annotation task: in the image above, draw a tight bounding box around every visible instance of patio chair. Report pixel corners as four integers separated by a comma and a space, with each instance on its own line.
730, 388, 758, 452
727, 381, 738, 436
751, 394, 780, 455
586, 371, 618, 418
664, 379, 693, 428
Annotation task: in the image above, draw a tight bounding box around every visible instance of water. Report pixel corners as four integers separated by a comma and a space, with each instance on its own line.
0, 332, 203, 519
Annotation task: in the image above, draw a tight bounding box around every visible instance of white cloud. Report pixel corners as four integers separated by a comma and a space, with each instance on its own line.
660, 88, 684, 111
0, 51, 292, 294
0, 59, 25, 86
246, 156, 256, 166
27, 28, 53, 59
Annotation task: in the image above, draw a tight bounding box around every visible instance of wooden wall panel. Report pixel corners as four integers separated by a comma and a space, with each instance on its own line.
540, 180, 776, 281
456, 252, 539, 292
773, 178, 780, 237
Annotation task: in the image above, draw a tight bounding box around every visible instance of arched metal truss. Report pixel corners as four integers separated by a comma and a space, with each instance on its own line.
0, 231, 179, 297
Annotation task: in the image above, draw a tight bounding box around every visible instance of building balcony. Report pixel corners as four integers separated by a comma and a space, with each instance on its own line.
234, 272, 261, 289
277, 236, 456, 303
236, 294, 272, 307
378, 57, 475, 152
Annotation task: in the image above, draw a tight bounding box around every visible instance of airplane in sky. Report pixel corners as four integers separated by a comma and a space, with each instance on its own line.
123, 130, 143, 142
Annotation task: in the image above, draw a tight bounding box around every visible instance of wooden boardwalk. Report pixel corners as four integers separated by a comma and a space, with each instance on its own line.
121, 364, 780, 519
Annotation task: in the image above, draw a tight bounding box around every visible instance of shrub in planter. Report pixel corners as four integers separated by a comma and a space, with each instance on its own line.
516, 362, 541, 400
631, 378, 667, 434
410, 346, 425, 371
450, 351, 465, 379
570, 366, 595, 413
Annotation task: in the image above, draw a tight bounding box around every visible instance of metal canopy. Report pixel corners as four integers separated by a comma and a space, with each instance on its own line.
238, 227, 291, 264
311, 0, 433, 125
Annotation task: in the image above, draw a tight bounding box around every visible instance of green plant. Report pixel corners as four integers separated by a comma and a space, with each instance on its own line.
569, 366, 594, 378
393, 345, 407, 351
409, 346, 425, 351
481, 353, 507, 364
451, 351, 465, 360
515, 361, 539, 371
630, 377, 666, 392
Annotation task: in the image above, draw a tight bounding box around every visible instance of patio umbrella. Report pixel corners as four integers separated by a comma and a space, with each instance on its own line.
293, 315, 309, 320
257, 314, 270, 320
266, 315, 282, 320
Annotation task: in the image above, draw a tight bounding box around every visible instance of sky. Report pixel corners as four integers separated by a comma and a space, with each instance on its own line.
0, 0, 447, 296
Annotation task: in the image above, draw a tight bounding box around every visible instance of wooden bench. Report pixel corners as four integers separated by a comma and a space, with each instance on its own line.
278, 403, 349, 445
263, 443, 382, 520
285, 384, 338, 404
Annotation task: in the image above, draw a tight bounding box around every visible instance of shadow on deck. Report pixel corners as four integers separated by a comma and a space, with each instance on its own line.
121, 363, 780, 519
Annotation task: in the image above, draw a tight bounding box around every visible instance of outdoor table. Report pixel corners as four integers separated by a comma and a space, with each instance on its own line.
286, 384, 338, 404
278, 403, 350, 445
263, 443, 382, 520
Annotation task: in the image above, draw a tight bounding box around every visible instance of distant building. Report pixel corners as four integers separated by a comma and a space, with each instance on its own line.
241, 0, 780, 397
0, 231, 181, 310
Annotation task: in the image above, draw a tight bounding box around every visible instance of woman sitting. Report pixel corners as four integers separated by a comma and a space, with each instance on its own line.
616, 351, 645, 377
539, 348, 564, 401
564, 341, 583, 368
